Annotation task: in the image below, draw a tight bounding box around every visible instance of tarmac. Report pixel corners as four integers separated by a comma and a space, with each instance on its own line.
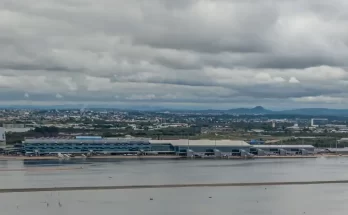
1, 180, 348, 193
0, 167, 83, 172
0, 155, 181, 160
0, 154, 344, 160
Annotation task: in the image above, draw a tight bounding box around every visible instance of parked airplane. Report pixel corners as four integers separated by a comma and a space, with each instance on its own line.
55, 152, 71, 159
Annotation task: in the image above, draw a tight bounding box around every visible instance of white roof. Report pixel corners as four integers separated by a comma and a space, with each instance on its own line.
24, 138, 150, 144
326, 148, 348, 152
150, 139, 250, 146
253, 145, 314, 148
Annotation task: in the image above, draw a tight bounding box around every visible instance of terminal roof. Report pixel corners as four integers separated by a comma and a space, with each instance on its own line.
150, 139, 250, 146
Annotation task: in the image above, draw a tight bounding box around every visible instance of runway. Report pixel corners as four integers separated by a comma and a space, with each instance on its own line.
1, 180, 348, 193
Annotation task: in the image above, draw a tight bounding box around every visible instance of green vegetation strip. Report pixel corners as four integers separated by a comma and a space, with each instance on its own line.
1, 180, 348, 193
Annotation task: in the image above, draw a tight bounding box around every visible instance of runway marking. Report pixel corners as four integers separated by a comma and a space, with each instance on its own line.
0, 167, 82, 172
0, 180, 348, 193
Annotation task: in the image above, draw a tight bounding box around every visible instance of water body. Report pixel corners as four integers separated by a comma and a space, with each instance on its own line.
1, 157, 348, 214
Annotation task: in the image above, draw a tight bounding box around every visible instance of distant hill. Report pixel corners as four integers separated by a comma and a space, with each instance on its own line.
225, 106, 272, 114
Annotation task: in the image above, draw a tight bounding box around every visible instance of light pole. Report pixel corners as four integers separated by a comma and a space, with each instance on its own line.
336, 138, 338, 154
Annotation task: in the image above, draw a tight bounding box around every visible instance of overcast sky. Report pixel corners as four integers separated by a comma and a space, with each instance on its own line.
1, 0, 348, 109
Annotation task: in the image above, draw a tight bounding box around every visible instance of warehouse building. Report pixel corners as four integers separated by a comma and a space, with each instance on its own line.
150, 139, 252, 156
251, 145, 315, 156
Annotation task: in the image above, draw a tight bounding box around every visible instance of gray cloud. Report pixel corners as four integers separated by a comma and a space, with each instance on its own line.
0, 0, 348, 109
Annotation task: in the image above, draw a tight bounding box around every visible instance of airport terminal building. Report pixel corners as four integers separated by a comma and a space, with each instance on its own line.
21, 136, 315, 156
150, 139, 252, 156
22, 136, 153, 155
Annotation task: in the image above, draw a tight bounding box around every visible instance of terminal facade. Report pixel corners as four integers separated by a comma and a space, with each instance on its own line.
21, 136, 315, 156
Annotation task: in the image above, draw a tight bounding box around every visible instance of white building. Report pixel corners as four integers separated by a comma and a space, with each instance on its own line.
0, 127, 6, 147
3, 124, 33, 133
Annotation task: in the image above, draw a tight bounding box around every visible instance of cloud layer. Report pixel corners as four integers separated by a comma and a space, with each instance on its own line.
1, 0, 348, 109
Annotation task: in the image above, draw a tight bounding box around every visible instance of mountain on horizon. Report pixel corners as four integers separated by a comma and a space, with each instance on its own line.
225, 106, 272, 114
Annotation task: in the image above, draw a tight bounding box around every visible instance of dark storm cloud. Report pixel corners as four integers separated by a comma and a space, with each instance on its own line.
152, 56, 203, 70
0, 63, 78, 72
253, 55, 344, 69
133, 35, 271, 54
237, 84, 345, 99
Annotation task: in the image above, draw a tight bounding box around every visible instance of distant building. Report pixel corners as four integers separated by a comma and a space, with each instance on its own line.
286, 123, 301, 132
331, 129, 348, 133
2, 124, 33, 133
3, 124, 25, 129
0, 127, 6, 148
311, 118, 328, 127
338, 138, 348, 143
250, 129, 264, 133
325, 124, 347, 129
200, 127, 234, 134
